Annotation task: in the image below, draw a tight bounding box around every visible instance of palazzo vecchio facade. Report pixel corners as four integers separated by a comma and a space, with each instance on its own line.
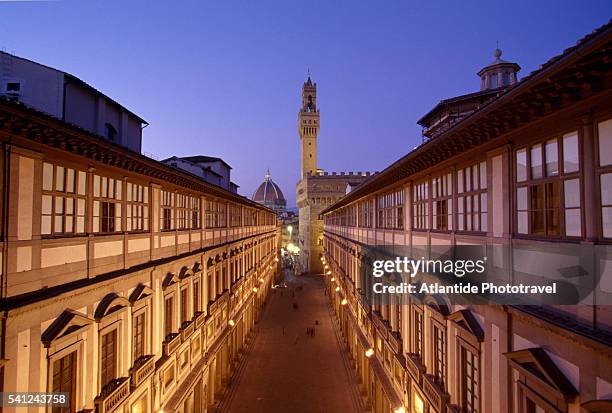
321, 21, 612, 413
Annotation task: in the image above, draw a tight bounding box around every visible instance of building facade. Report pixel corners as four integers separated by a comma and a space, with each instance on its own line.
296, 76, 372, 274
162, 155, 239, 194
321, 22, 612, 413
0, 51, 147, 153
0, 95, 280, 413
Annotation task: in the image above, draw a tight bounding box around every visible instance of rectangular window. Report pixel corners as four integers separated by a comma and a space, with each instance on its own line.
133, 313, 145, 361
432, 173, 452, 231
460, 347, 479, 413
515, 134, 580, 237
457, 162, 487, 232
100, 330, 117, 389
206, 200, 227, 228
161, 190, 174, 230
176, 193, 188, 230
93, 175, 122, 233
42, 163, 86, 235
230, 204, 242, 227
193, 280, 201, 314
358, 199, 373, 228
243, 208, 257, 227
602, 173, 612, 238
218, 202, 227, 227
412, 181, 429, 230
181, 288, 189, 326
376, 188, 404, 229
599, 119, 612, 238
414, 310, 423, 357
433, 325, 446, 387
598, 118, 612, 167
126, 182, 149, 231
52, 351, 76, 413
164, 297, 174, 339
191, 196, 201, 229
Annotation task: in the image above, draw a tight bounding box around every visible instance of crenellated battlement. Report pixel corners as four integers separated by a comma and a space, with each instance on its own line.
305, 170, 377, 177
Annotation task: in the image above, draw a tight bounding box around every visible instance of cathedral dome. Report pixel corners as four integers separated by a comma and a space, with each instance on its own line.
252, 170, 286, 212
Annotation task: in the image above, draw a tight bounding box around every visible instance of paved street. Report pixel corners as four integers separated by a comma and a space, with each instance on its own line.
217, 270, 364, 413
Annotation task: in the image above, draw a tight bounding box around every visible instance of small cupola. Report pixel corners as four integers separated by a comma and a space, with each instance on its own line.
477, 47, 520, 90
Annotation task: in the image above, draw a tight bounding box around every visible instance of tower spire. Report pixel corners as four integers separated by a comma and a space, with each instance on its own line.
298, 73, 319, 179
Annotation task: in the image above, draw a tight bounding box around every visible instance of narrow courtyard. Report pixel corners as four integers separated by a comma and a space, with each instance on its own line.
216, 270, 365, 413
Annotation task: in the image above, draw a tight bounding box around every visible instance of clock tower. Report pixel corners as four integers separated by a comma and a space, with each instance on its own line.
298, 75, 319, 179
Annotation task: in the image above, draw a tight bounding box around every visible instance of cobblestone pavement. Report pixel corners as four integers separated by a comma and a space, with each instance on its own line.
217, 270, 364, 413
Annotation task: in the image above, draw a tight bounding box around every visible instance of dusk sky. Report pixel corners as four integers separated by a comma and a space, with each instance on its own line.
1, 1, 609, 207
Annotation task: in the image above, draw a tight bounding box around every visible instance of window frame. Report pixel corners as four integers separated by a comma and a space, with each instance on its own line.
126, 181, 149, 232
41, 162, 87, 237
457, 161, 488, 233
596, 117, 612, 240
514, 131, 581, 239
99, 328, 118, 390
160, 190, 174, 231
412, 180, 429, 230
92, 174, 123, 234
432, 173, 453, 232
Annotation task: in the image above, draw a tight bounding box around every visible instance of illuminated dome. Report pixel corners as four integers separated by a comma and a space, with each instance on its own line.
252, 169, 286, 213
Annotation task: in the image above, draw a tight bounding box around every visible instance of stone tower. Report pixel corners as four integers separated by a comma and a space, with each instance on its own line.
295, 74, 371, 275
298, 75, 319, 179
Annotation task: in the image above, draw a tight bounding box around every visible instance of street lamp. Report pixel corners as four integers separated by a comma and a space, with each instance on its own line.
335, 286, 340, 292
341, 298, 348, 305
365, 348, 374, 358
228, 319, 235, 327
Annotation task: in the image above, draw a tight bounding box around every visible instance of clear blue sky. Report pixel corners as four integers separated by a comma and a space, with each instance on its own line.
1, 1, 609, 207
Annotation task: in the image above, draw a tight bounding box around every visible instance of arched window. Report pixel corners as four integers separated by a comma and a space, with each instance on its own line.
105, 123, 117, 141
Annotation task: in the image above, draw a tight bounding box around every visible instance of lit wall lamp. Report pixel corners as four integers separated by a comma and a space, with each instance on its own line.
335, 286, 340, 292
229, 319, 235, 327
341, 298, 348, 306
365, 348, 374, 358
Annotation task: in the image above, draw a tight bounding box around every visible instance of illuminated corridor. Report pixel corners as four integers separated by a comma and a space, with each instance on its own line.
216, 271, 365, 413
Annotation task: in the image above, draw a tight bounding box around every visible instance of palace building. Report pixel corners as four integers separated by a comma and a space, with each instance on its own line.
321, 21, 612, 413
296, 75, 372, 274
0, 59, 280, 413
